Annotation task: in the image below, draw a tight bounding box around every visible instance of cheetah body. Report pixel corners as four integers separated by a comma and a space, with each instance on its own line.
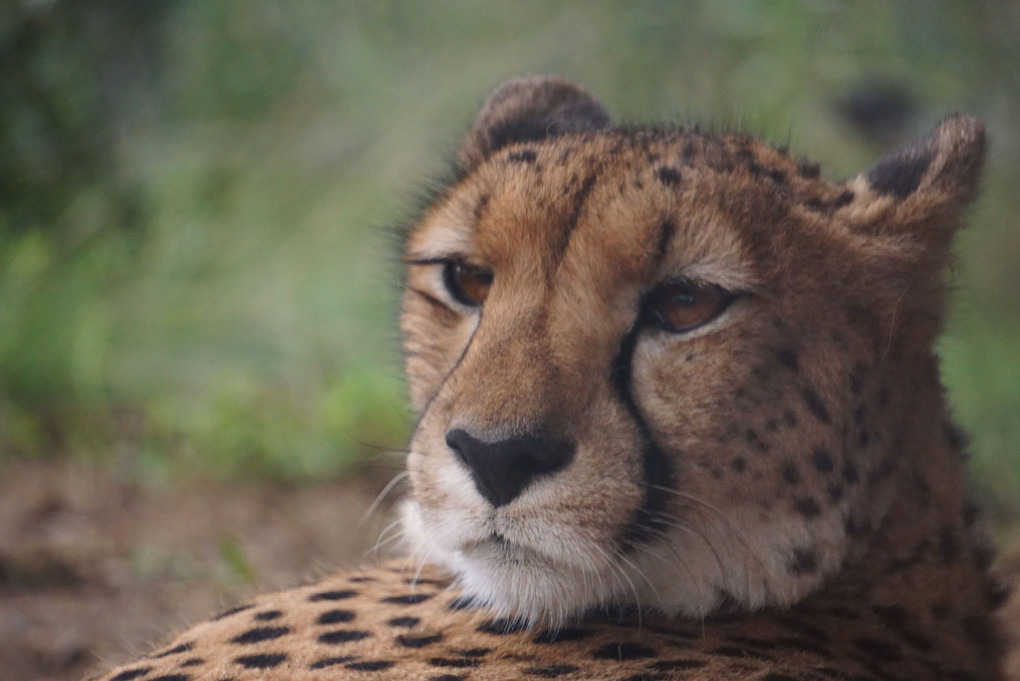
91, 77, 1004, 681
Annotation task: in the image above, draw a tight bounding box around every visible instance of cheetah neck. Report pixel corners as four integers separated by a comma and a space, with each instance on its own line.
808, 351, 1004, 666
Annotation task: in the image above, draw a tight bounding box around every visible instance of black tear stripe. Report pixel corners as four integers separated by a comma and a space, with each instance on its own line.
610, 323, 672, 550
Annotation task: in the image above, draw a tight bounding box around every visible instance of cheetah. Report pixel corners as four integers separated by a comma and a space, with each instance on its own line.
89, 77, 1006, 681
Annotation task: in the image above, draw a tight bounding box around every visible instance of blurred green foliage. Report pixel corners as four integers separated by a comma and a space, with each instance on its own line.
1, 2, 1018, 514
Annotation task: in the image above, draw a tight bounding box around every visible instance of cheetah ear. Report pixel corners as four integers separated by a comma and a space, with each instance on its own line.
847, 114, 985, 254
458, 76, 610, 173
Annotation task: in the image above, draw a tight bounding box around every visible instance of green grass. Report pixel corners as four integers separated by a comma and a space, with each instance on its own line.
1, 2, 1018, 518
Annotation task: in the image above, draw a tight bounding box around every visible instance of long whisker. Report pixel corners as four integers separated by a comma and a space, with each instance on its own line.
360, 470, 410, 525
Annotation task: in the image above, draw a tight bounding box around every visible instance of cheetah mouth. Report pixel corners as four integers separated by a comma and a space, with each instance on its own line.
463, 532, 544, 565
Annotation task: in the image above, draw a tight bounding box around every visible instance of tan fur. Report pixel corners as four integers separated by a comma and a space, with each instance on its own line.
90, 78, 1004, 681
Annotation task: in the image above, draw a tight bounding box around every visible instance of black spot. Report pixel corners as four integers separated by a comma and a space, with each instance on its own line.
939, 526, 961, 563
382, 593, 433, 605
507, 149, 538, 164
235, 653, 287, 669
317, 609, 356, 625
682, 141, 698, 162
477, 618, 527, 635
523, 665, 579, 677
387, 616, 420, 627
347, 660, 396, 672
427, 676, 464, 681
794, 497, 822, 518
854, 637, 902, 661
231, 626, 289, 644
178, 658, 203, 667
790, 547, 818, 575
761, 674, 799, 681
655, 165, 682, 186
110, 669, 152, 681
730, 457, 747, 473
783, 409, 798, 427
832, 190, 854, 208
153, 643, 192, 658
868, 148, 932, 199
777, 348, 799, 370
987, 578, 1011, 610
347, 575, 375, 583
797, 159, 821, 178
211, 604, 254, 621
826, 483, 844, 503
745, 428, 769, 452
853, 405, 866, 426
655, 218, 675, 263
533, 627, 592, 643
842, 461, 859, 485
309, 589, 357, 601
318, 630, 371, 644
396, 633, 444, 648
446, 596, 474, 611
147, 676, 190, 681
592, 642, 655, 660
428, 657, 481, 668
404, 577, 448, 586
780, 461, 800, 485
811, 447, 834, 473
767, 168, 787, 184
310, 655, 356, 669
801, 388, 831, 423
451, 648, 489, 658
254, 609, 282, 621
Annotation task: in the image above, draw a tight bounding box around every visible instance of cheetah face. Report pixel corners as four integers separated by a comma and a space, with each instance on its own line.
398, 78, 984, 624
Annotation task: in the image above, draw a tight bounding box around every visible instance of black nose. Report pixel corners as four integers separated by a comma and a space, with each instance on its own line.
445, 429, 575, 508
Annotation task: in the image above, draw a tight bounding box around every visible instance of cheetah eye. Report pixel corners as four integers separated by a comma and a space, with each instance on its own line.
443, 260, 493, 307
644, 281, 735, 334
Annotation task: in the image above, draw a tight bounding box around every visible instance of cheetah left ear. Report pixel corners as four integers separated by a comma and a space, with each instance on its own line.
458, 76, 610, 174
846, 114, 985, 254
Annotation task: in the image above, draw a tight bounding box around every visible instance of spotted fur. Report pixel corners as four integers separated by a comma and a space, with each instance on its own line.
89, 77, 1004, 681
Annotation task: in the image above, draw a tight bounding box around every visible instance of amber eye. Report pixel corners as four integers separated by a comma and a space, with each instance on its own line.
443, 260, 493, 307
645, 281, 734, 333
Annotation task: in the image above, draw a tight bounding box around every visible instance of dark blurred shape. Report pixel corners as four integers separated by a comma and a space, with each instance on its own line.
838, 81, 916, 145
0, 2, 167, 244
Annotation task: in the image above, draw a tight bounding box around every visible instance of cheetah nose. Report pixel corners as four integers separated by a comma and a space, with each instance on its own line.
445, 428, 575, 508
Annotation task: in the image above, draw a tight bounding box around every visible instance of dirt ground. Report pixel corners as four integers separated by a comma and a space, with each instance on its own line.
1, 460, 1018, 681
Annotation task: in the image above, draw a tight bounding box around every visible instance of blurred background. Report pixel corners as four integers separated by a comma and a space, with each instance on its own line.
1, 2, 1019, 679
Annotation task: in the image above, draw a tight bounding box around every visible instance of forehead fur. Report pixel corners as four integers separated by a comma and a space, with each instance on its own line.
413, 128, 864, 294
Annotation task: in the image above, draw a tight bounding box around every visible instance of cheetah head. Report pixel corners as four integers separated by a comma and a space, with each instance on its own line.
398, 77, 984, 624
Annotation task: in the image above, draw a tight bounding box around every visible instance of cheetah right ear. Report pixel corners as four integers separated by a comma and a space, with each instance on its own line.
846, 114, 985, 256
458, 76, 610, 174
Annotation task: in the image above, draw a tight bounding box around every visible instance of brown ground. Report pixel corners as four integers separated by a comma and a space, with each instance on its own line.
1, 460, 1017, 681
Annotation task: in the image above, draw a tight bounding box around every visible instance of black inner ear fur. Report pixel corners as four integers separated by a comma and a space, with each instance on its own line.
867, 147, 933, 200
458, 76, 610, 174
864, 113, 984, 204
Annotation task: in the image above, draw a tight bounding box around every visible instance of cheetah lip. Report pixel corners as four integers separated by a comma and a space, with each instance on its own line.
463, 532, 540, 564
